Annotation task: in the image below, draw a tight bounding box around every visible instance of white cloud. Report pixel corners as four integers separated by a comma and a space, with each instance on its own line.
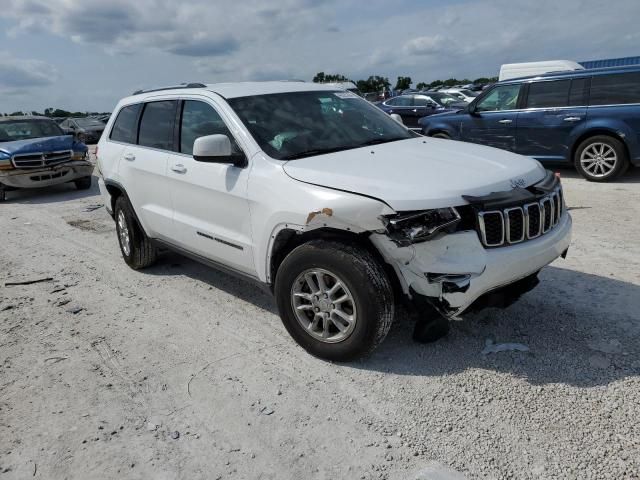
1, 0, 640, 111
0, 52, 57, 89
403, 35, 445, 56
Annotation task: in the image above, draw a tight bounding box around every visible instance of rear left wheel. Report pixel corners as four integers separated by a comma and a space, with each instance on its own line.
114, 196, 157, 269
574, 135, 629, 182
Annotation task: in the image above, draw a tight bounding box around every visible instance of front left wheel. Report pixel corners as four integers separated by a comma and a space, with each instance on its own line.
274, 240, 394, 361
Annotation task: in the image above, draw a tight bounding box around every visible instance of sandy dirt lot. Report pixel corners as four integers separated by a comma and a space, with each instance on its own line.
1, 167, 639, 479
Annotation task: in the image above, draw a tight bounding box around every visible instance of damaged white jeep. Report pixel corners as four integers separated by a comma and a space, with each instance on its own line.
97, 82, 572, 361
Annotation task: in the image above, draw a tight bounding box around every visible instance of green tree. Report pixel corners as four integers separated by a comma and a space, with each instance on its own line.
416, 82, 428, 90
356, 75, 391, 94
312, 72, 350, 83
394, 76, 412, 90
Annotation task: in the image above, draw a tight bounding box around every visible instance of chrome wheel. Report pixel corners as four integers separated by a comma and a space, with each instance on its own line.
291, 268, 357, 343
580, 142, 617, 178
117, 210, 131, 256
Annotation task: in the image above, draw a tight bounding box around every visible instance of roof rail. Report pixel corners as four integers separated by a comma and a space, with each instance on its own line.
132, 82, 207, 95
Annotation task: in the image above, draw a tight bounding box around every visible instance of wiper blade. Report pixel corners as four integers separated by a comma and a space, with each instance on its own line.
281, 147, 351, 160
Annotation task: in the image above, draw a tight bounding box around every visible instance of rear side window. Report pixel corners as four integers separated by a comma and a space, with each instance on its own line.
387, 96, 412, 107
590, 72, 640, 105
110, 104, 141, 143
568, 78, 589, 106
138, 101, 177, 151
525, 80, 571, 108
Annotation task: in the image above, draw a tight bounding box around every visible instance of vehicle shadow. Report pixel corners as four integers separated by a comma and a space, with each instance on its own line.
3, 177, 100, 204
551, 164, 640, 183
356, 266, 640, 388
144, 252, 640, 388
144, 251, 278, 314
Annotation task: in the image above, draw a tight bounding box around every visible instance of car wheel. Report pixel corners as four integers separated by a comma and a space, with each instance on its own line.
114, 196, 157, 270
274, 239, 394, 361
431, 132, 450, 140
574, 135, 629, 182
74, 176, 93, 190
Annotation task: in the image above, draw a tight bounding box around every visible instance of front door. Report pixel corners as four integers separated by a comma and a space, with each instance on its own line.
167, 99, 255, 275
460, 84, 522, 152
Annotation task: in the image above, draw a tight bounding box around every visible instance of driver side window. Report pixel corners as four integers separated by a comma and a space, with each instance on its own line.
180, 100, 238, 155
476, 85, 521, 112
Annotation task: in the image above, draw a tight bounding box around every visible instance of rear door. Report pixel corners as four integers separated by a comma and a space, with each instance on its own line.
116, 100, 177, 239
167, 98, 255, 275
460, 83, 522, 151
516, 78, 588, 162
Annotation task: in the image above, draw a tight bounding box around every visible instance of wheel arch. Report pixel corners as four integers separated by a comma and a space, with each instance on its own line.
267, 227, 404, 298
570, 128, 630, 164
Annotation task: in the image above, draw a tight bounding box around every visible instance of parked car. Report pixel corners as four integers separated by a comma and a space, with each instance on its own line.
0, 116, 91, 201
419, 65, 640, 182
59, 117, 105, 144
439, 88, 479, 103
97, 81, 571, 361
377, 93, 467, 129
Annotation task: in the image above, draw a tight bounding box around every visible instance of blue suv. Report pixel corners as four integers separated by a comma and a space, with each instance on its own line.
419, 65, 640, 182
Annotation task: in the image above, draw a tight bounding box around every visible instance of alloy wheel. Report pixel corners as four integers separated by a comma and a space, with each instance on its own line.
117, 210, 131, 256
580, 142, 617, 178
291, 268, 357, 343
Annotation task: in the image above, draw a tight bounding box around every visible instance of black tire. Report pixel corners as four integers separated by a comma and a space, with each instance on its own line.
431, 132, 451, 140
74, 176, 93, 190
274, 240, 394, 361
574, 135, 629, 182
114, 196, 157, 270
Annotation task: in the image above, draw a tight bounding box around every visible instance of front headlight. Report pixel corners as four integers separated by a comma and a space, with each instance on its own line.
0, 152, 13, 170
384, 207, 461, 246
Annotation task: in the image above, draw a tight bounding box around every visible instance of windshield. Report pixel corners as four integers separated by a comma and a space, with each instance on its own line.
227, 91, 414, 160
75, 118, 105, 128
428, 92, 463, 106
459, 89, 478, 97
0, 119, 65, 142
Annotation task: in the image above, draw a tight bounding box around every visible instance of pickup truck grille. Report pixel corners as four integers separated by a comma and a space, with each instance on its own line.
477, 188, 564, 247
11, 150, 73, 169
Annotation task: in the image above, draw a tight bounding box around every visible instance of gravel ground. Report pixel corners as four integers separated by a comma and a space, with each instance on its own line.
1, 166, 639, 479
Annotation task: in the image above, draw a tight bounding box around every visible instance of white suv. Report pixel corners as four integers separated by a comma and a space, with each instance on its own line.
97, 81, 572, 361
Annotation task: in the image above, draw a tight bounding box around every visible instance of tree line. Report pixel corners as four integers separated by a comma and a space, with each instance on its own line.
312, 72, 498, 93
1, 108, 110, 117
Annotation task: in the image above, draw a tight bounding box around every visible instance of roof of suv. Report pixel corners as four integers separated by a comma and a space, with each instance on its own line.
502, 64, 640, 84
128, 81, 340, 102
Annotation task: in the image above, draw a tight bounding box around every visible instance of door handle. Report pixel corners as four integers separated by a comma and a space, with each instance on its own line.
412, 109, 418, 112
498, 119, 513, 124
171, 164, 187, 174
123, 153, 136, 161
564, 116, 582, 122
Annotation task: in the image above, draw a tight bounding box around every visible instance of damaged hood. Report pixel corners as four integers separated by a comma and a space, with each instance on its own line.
283, 137, 546, 211
0, 135, 87, 156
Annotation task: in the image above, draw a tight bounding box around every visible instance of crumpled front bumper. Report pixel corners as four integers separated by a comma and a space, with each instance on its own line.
371, 211, 572, 317
0, 161, 94, 188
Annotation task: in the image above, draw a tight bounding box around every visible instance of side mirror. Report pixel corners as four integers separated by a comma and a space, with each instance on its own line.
193, 134, 246, 167
390, 113, 403, 125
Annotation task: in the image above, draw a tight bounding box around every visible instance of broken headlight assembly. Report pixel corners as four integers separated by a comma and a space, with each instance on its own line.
384, 207, 461, 246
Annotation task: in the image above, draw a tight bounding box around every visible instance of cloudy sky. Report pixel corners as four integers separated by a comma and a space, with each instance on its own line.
1, 0, 639, 113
